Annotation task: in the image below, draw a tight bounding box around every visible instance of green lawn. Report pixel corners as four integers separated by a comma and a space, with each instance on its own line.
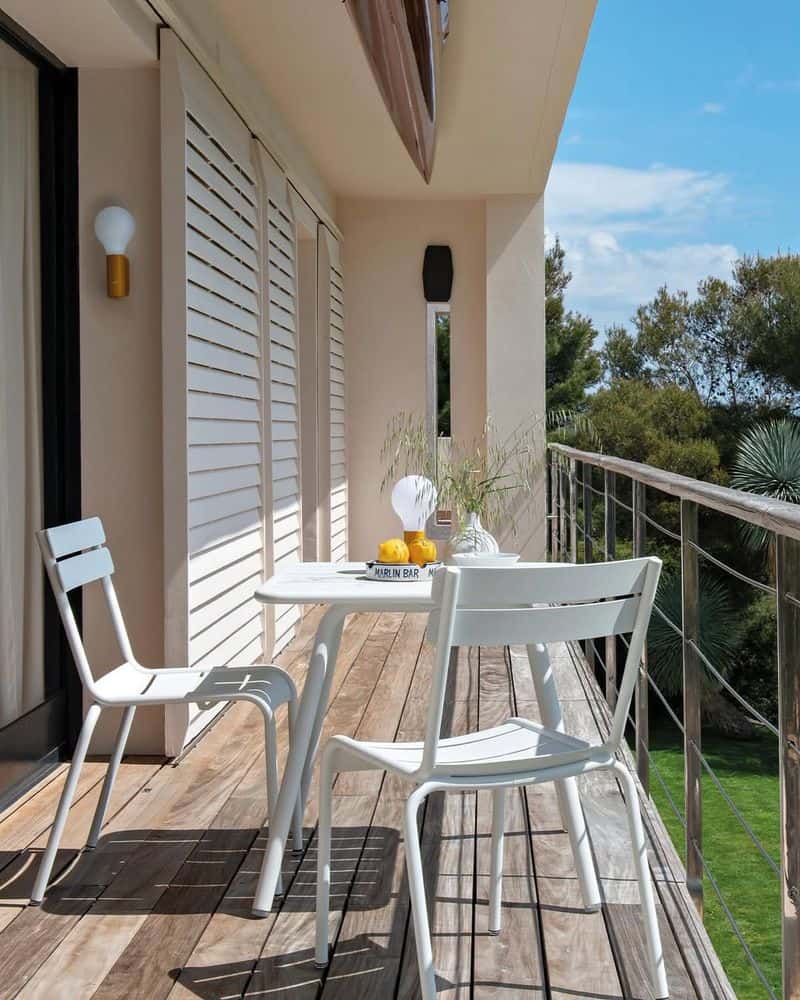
648, 721, 781, 999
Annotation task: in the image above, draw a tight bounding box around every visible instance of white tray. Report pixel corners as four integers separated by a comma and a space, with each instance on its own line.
365, 560, 442, 582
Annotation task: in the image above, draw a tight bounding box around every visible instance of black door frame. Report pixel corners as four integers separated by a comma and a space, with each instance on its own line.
0, 12, 82, 808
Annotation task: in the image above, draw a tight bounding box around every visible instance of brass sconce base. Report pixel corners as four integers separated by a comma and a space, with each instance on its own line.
106, 254, 130, 298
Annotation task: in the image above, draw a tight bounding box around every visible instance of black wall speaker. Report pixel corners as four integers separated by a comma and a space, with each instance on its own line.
422, 244, 453, 302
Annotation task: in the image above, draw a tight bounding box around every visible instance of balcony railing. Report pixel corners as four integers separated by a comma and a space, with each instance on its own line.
548, 441, 800, 1000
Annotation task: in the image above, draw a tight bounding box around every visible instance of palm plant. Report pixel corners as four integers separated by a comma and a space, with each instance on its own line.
730, 418, 800, 550
647, 573, 746, 732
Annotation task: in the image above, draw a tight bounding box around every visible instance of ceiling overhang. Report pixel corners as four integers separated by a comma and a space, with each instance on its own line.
202, 0, 596, 200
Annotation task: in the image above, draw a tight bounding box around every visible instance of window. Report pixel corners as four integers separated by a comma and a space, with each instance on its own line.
427, 301, 451, 529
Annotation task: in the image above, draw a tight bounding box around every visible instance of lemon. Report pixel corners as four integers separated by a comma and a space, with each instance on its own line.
377, 538, 409, 563
408, 537, 437, 567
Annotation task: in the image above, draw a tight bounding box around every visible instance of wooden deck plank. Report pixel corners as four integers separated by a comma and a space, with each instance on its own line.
167, 611, 387, 1000
0, 614, 736, 1000
316, 614, 430, 999
472, 647, 546, 998
0, 702, 261, 999
245, 613, 406, 998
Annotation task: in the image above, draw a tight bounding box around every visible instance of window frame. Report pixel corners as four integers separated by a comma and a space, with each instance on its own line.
426, 300, 451, 537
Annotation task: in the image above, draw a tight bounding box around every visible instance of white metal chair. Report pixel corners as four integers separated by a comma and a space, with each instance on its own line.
32, 516, 303, 905
315, 558, 668, 1000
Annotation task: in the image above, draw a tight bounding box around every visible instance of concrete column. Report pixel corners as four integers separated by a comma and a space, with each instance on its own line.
485, 195, 546, 559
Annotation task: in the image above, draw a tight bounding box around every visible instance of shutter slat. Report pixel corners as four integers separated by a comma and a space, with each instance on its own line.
326, 245, 347, 564
188, 338, 260, 379
265, 172, 302, 653
188, 309, 260, 357
188, 255, 259, 316
187, 174, 257, 253
187, 226, 258, 293
182, 102, 266, 684
187, 200, 258, 271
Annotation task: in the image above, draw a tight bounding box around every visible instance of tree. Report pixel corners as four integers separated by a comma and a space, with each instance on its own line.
580, 380, 723, 481
734, 253, 800, 396
600, 260, 800, 414
545, 238, 601, 411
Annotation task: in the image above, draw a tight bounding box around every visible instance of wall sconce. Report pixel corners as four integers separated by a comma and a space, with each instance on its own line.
94, 206, 135, 298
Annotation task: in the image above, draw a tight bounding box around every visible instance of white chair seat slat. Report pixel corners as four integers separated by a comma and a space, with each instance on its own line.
332, 717, 594, 778
56, 547, 115, 592
44, 516, 105, 558
91, 661, 295, 708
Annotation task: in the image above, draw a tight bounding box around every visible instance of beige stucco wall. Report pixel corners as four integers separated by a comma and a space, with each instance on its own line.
339, 199, 487, 560
486, 195, 547, 559
79, 67, 165, 755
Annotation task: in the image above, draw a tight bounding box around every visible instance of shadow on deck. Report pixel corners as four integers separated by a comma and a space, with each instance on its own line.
0, 609, 734, 999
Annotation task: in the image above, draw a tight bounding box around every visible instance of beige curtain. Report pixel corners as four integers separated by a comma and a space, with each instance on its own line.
0, 41, 44, 729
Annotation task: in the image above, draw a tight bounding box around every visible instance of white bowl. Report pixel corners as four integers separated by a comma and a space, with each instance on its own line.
449, 552, 520, 567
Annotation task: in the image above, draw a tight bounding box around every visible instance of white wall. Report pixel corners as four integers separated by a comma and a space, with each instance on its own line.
486, 195, 547, 559
339, 199, 487, 560
79, 67, 165, 754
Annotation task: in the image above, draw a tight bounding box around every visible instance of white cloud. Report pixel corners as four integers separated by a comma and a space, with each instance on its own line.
701, 101, 724, 114
545, 162, 738, 333
563, 132, 582, 146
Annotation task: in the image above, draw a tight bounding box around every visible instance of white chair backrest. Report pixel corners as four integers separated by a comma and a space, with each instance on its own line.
422, 558, 661, 775
37, 517, 135, 697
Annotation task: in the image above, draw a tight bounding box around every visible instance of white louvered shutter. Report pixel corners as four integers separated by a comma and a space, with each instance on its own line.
161, 33, 266, 750
325, 231, 348, 562
257, 149, 302, 654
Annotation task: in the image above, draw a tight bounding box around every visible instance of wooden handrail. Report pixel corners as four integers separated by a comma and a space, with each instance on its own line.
549, 443, 800, 542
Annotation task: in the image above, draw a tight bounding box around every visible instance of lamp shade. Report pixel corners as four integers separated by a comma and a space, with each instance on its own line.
94, 206, 135, 255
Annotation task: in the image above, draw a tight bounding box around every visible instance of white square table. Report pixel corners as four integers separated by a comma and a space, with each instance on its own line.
251, 561, 600, 917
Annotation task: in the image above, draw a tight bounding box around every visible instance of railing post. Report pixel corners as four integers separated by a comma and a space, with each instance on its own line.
558, 456, 567, 562
583, 463, 595, 672
569, 458, 578, 564
549, 450, 559, 561
681, 499, 703, 918
775, 533, 800, 1000
604, 471, 617, 708
633, 480, 649, 795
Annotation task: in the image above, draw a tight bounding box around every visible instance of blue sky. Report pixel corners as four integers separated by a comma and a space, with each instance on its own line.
545, 1, 800, 336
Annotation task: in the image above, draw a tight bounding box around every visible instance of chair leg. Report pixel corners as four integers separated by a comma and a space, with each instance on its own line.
262, 707, 283, 898
556, 777, 602, 911
86, 705, 135, 850
489, 787, 506, 934
404, 785, 437, 1000
614, 762, 669, 999
315, 743, 337, 968
287, 700, 304, 854
31, 703, 102, 905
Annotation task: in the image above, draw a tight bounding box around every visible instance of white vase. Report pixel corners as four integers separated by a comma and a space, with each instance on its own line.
449, 512, 499, 555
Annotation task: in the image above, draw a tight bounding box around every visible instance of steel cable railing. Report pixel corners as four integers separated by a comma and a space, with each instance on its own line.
547, 444, 792, 999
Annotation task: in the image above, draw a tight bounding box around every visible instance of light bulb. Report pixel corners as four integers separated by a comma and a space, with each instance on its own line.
391, 475, 437, 536
94, 206, 135, 254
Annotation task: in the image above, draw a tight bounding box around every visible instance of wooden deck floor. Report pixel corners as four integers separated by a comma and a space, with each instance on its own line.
0, 610, 734, 999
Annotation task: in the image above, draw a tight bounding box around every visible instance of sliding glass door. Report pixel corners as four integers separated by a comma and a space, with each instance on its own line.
0, 21, 80, 807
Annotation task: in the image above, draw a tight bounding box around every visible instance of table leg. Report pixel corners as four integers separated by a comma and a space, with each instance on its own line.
252, 605, 347, 916
527, 642, 602, 910
299, 611, 347, 819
